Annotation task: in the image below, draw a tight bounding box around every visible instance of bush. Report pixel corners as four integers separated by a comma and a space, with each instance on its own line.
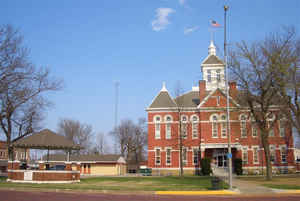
200, 158, 212, 175
234, 158, 243, 175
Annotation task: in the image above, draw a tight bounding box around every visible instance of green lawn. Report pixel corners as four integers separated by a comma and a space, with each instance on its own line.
237, 175, 300, 190
0, 176, 227, 191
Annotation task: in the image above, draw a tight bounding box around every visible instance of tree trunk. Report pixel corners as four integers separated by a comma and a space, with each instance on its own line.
260, 131, 272, 180
178, 111, 183, 177
7, 140, 14, 161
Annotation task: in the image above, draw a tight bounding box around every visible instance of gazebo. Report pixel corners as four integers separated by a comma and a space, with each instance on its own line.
7, 129, 81, 183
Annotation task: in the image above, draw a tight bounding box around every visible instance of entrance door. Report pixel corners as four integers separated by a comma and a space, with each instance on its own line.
213, 149, 227, 168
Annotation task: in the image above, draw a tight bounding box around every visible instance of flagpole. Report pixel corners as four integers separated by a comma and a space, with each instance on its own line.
224, 5, 233, 190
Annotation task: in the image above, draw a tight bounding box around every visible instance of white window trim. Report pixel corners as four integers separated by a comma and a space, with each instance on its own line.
279, 120, 285, 137
191, 115, 199, 139
155, 148, 161, 165
182, 147, 188, 164
252, 146, 259, 164
181, 123, 187, 139
210, 114, 219, 138
269, 145, 276, 164
192, 148, 199, 165
252, 125, 258, 138
166, 147, 172, 166
165, 123, 172, 139
279, 145, 287, 164
242, 146, 248, 165
240, 114, 247, 138
154, 115, 161, 139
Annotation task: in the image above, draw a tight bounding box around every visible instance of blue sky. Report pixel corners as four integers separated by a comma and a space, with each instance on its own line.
1, 0, 300, 137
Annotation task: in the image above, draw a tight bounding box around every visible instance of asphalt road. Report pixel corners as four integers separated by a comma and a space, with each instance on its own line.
1, 190, 300, 201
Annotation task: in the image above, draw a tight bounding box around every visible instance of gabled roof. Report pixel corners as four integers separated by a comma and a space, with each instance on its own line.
198, 88, 240, 108
42, 154, 125, 163
148, 87, 177, 109
202, 55, 224, 65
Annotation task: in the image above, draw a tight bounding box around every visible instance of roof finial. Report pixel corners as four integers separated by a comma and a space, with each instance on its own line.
208, 40, 216, 56
161, 81, 167, 92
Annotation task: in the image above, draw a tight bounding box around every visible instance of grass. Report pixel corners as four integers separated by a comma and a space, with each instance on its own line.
0, 176, 227, 192
237, 175, 300, 190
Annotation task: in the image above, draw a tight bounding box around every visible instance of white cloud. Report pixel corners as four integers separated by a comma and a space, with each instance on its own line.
184, 26, 199, 35
151, 8, 175, 32
179, 0, 186, 6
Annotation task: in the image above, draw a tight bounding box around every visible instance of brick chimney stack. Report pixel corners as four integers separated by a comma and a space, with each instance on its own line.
229, 81, 237, 99
199, 80, 206, 102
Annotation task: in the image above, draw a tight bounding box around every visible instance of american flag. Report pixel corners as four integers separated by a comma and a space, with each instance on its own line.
211, 20, 221, 27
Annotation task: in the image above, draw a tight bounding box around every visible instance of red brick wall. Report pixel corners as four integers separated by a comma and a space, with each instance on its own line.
147, 108, 295, 170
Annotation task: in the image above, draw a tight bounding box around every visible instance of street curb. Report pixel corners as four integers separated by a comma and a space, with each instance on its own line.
155, 190, 239, 195
275, 190, 300, 194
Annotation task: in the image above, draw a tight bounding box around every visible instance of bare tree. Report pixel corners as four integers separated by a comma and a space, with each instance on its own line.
94, 132, 109, 154
264, 27, 300, 137
0, 25, 62, 160
228, 28, 297, 180
57, 118, 93, 154
173, 80, 185, 176
111, 118, 147, 168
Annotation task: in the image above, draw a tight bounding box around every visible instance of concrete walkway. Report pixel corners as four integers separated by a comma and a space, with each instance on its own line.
212, 167, 275, 195
232, 178, 274, 195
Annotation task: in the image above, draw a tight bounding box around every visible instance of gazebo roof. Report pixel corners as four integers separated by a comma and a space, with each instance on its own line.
12, 129, 81, 150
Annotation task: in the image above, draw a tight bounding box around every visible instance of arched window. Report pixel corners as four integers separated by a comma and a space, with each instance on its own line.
220, 114, 227, 138
165, 115, 172, 139
154, 115, 161, 139
191, 115, 199, 139
240, 114, 247, 138
279, 115, 287, 137
267, 113, 275, 137
210, 114, 218, 138
181, 115, 188, 139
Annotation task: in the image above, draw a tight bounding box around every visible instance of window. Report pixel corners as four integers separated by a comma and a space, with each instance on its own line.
220, 115, 227, 138
182, 147, 187, 165
211, 115, 218, 138
242, 147, 248, 165
253, 146, 259, 164
155, 148, 161, 165
165, 116, 172, 139
154, 116, 161, 139
193, 148, 199, 165
181, 115, 188, 139
279, 120, 285, 137
166, 148, 171, 165
252, 125, 258, 137
207, 70, 211, 83
191, 116, 198, 138
216, 69, 221, 82
240, 114, 247, 138
280, 146, 287, 163
181, 123, 187, 139
270, 145, 276, 163
269, 127, 274, 137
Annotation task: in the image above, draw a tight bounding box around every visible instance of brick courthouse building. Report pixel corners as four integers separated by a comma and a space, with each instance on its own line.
146, 41, 296, 175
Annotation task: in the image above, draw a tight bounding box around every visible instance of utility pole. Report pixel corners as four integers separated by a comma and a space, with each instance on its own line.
224, 5, 233, 190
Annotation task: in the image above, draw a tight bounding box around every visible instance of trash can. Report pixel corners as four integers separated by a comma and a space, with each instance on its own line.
211, 176, 221, 190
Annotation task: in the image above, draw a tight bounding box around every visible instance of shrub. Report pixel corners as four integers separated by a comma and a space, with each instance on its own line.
200, 158, 212, 175
234, 158, 243, 175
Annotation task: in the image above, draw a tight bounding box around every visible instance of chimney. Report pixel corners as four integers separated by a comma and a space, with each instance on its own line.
229, 82, 237, 99
199, 80, 206, 102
